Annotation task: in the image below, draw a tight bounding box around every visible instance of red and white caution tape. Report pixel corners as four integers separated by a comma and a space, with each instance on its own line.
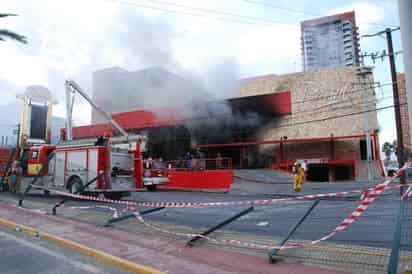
131, 179, 392, 250
286, 180, 391, 249
402, 185, 412, 200
49, 182, 411, 209
132, 211, 280, 250
131, 174, 405, 251
15, 166, 410, 252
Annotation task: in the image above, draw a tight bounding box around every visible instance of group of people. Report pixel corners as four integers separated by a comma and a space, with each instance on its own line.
143, 156, 165, 169
183, 149, 206, 170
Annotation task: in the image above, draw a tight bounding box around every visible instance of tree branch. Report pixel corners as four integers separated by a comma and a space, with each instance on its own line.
0, 29, 27, 44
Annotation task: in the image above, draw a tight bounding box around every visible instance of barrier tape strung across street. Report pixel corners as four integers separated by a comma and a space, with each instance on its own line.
46, 182, 411, 209
131, 210, 280, 250
14, 180, 408, 251
129, 174, 403, 251
15, 167, 409, 251
402, 185, 412, 200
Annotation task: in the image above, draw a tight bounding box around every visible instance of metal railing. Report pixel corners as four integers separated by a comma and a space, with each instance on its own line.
272, 150, 358, 171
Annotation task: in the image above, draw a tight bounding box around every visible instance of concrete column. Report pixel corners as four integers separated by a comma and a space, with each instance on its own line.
399, 0, 412, 145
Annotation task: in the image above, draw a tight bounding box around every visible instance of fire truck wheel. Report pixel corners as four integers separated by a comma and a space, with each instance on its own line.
147, 185, 157, 191
69, 177, 83, 194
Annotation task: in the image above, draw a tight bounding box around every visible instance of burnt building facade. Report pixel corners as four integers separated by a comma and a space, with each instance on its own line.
72, 66, 382, 181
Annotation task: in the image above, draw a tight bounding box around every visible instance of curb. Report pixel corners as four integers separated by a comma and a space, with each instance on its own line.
0, 217, 164, 274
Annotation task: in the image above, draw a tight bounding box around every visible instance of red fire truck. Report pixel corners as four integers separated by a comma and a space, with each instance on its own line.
14, 80, 169, 199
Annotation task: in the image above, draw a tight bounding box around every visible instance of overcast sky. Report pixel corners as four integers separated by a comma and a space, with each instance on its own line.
0, 0, 403, 143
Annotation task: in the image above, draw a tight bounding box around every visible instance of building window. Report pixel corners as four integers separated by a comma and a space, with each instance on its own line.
360, 140, 375, 160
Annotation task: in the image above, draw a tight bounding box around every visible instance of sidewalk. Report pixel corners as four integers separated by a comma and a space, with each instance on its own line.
0, 201, 347, 274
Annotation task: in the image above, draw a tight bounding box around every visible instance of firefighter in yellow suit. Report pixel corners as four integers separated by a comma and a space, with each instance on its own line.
293, 162, 305, 192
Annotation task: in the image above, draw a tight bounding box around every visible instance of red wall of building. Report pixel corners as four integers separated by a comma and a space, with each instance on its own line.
160, 170, 233, 192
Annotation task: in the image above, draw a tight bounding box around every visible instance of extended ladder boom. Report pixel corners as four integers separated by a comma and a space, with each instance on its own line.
65, 80, 129, 140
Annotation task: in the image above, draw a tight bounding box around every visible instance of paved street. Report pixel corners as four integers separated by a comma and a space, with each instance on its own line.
0, 226, 132, 274
130, 170, 407, 249
1, 169, 408, 250
0, 169, 410, 273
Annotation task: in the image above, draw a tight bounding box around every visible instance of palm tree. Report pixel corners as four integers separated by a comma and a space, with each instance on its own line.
0, 13, 27, 44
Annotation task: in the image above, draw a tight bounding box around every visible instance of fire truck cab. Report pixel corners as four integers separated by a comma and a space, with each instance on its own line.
26, 145, 55, 176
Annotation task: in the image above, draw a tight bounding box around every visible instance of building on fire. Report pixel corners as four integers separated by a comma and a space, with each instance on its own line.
69, 66, 382, 182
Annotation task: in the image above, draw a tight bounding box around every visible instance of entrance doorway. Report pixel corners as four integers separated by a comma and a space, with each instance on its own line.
306, 164, 329, 182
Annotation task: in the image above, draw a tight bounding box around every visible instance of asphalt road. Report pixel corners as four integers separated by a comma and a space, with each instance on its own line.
1, 169, 410, 250
129, 169, 410, 249
0, 226, 132, 274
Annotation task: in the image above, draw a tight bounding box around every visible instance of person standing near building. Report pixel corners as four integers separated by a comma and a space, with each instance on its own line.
9, 161, 22, 193
292, 161, 305, 192
216, 153, 223, 169
184, 152, 193, 169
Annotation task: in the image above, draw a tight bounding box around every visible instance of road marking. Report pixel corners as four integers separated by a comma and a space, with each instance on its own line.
0, 230, 106, 273
257, 221, 269, 226
0, 217, 164, 274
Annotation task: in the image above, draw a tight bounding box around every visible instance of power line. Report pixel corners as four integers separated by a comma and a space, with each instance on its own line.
97, 80, 401, 130
147, 103, 402, 144
243, 0, 317, 16
360, 50, 403, 64
111, 0, 399, 30
145, 79, 405, 141
248, 80, 402, 107
126, 83, 393, 133
242, 0, 399, 29
256, 103, 399, 131
361, 27, 401, 38
107, 0, 283, 26
140, 0, 288, 25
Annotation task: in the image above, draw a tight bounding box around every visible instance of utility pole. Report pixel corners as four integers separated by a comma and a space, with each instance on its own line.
386, 28, 405, 186
362, 27, 404, 186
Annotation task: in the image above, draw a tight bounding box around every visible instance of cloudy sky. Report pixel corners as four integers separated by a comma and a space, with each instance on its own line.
0, 0, 403, 143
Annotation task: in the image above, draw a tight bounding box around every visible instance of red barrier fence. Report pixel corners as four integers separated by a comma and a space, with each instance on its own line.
160, 169, 233, 192
142, 157, 234, 192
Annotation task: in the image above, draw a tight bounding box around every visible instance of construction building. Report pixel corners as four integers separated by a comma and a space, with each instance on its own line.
301, 11, 360, 71
71, 66, 382, 181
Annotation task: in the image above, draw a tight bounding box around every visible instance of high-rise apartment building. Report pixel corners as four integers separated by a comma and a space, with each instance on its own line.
301, 11, 360, 71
